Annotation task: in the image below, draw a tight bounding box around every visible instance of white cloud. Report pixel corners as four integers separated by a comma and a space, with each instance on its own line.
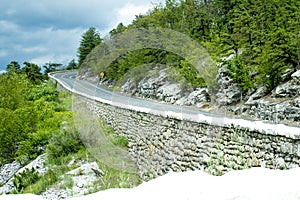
0, 70, 6, 74
100, 1, 159, 36
30, 54, 74, 66
116, 3, 150, 25
15, 45, 47, 53
0, 0, 165, 70
0, 20, 19, 33
0, 50, 8, 57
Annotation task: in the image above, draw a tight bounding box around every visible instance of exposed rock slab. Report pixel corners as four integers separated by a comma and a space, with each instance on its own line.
0, 161, 21, 185
0, 155, 46, 195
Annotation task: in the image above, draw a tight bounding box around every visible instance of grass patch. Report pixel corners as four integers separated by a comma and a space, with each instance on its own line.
24, 169, 58, 194
99, 119, 129, 149
59, 91, 73, 111
59, 175, 74, 190
85, 161, 142, 195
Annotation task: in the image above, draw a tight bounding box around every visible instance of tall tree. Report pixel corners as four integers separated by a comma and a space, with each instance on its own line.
43, 63, 62, 75
66, 59, 78, 70
78, 27, 102, 67
22, 62, 45, 83
6, 61, 21, 73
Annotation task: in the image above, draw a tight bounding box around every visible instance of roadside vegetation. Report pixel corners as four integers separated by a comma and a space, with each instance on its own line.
0, 64, 141, 195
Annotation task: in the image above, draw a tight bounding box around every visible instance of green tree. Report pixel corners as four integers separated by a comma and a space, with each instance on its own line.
0, 108, 23, 162
109, 23, 127, 37
22, 62, 45, 83
78, 27, 102, 67
43, 63, 62, 75
0, 73, 28, 110
66, 59, 78, 70
6, 61, 21, 73
0, 71, 68, 163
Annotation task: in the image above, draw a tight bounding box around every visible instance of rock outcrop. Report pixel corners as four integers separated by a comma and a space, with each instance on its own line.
121, 78, 137, 95
0, 161, 21, 188
184, 88, 210, 108
272, 70, 300, 98
0, 157, 103, 199
0, 155, 46, 195
121, 68, 210, 108
137, 68, 169, 98
232, 70, 300, 124
216, 67, 242, 105
156, 83, 182, 104
41, 161, 103, 200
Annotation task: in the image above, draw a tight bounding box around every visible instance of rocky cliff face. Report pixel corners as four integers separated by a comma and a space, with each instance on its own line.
120, 68, 211, 108
117, 65, 300, 125
0, 155, 46, 194
232, 69, 300, 124
216, 67, 242, 105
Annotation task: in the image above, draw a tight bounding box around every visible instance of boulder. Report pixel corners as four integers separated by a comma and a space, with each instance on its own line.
291, 70, 300, 80
246, 86, 268, 104
156, 83, 182, 104
294, 97, 300, 107
66, 162, 103, 177
184, 88, 210, 108
281, 68, 294, 82
272, 82, 300, 98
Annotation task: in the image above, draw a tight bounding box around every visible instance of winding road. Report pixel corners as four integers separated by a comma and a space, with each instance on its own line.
50, 71, 300, 138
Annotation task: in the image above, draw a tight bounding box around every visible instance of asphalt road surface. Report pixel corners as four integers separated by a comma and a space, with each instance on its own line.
50, 71, 300, 137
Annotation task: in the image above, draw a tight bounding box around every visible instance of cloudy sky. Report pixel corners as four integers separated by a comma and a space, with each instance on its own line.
0, 0, 164, 72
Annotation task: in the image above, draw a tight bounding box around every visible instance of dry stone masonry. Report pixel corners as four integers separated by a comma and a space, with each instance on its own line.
77, 96, 300, 181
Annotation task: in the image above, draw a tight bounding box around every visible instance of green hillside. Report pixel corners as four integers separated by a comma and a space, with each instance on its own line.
79, 0, 300, 94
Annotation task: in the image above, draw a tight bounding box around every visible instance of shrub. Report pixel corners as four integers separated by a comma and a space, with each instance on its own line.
25, 169, 58, 194
46, 128, 84, 162
13, 168, 40, 193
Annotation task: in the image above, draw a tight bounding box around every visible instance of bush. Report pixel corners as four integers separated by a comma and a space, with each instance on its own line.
13, 168, 40, 193
26, 81, 59, 102
16, 131, 52, 163
25, 169, 58, 194
46, 128, 84, 162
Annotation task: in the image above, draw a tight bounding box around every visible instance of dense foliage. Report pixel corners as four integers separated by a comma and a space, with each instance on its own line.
0, 62, 71, 164
83, 0, 300, 93
46, 128, 83, 163
13, 168, 40, 193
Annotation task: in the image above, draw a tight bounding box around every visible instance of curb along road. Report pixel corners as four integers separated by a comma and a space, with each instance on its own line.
49, 71, 300, 139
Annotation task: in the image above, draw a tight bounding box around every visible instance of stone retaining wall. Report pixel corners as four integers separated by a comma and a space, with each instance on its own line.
77, 96, 300, 180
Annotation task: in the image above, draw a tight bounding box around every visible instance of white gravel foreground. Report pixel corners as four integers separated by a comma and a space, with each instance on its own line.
1, 167, 300, 200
